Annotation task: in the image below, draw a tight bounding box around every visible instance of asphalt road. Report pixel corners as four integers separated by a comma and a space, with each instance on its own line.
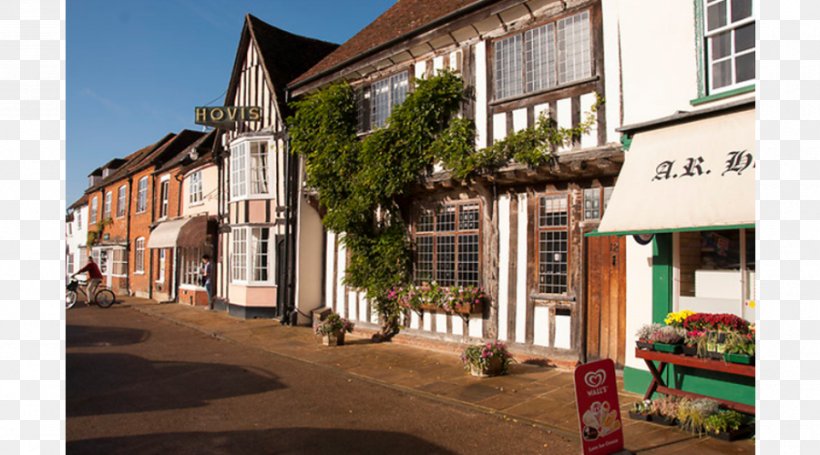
67, 304, 577, 455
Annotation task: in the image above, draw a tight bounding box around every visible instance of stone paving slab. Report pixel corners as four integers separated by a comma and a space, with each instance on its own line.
120, 297, 755, 454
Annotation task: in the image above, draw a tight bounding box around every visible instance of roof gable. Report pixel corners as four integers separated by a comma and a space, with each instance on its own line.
224, 14, 338, 119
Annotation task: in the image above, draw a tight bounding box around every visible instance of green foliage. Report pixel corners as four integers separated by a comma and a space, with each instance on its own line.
703, 410, 747, 435
289, 69, 602, 338
676, 398, 720, 435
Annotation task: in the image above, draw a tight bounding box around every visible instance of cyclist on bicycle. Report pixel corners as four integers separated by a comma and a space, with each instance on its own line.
72, 256, 103, 305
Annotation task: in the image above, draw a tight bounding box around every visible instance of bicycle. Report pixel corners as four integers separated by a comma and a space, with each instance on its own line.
66, 278, 116, 310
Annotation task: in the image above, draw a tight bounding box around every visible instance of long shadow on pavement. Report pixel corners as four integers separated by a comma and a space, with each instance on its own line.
67, 324, 151, 347
67, 428, 456, 455
68, 353, 285, 417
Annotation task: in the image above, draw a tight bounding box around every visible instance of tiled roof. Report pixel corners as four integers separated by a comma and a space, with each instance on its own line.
226, 14, 339, 117
156, 129, 217, 174
85, 133, 176, 193
68, 193, 88, 210
289, 0, 480, 87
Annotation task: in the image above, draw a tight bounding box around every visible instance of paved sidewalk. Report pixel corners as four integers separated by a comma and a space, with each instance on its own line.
118, 297, 754, 454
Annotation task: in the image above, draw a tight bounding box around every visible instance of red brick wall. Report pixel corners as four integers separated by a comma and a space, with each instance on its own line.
150, 167, 184, 297
129, 167, 155, 298
179, 287, 209, 306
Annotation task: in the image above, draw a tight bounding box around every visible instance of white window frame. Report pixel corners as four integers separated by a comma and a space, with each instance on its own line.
188, 170, 203, 205
704, 0, 755, 94
134, 237, 145, 274
180, 247, 205, 288
116, 185, 127, 218
159, 175, 170, 220
494, 10, 592, 101
229, 138, 273, 202
67, 253, 75, 275
76, 209, 82, 229
111, 247, 128, 277
156, 248, 166, 283
136, 176, 148, 213
230, 225, 276, 286
103, 191, 112, 219
90, 197, 98, 222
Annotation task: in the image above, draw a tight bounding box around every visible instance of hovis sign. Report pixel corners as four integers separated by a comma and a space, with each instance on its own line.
194, 106, 261, 129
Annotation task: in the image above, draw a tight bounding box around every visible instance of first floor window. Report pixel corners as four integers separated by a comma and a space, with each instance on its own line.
413, 202, 480, 287
90, 197, 98, 222
231, 226, 275, 284
704, 0, 755, 92
250, 142, 269, 194
103, 191, 112, 219
136, 177, 148, 213
538, 194, 569, 294
159, 179, 170, 218
189, 171, 203, 204
76, 210, 82, 229
180, 247, 203, 286
134, 238, 145, 273
230, 140, 271, 199
583, 187, 614, 221
112, 248, 127, 276
370, 72, 409, 129
117, 185, 127, 217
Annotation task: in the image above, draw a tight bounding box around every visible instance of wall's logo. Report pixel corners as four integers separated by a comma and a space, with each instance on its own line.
584, 369, 606, 389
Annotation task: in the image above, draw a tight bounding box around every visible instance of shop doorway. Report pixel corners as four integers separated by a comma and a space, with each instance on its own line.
585, 235, 627, 367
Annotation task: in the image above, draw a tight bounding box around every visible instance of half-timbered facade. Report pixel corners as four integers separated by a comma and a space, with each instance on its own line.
214, 15, 338, 319
290, 0, 625, 363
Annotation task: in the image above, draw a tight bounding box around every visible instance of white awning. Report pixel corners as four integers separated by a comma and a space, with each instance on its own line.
596, 109, 755, 235
147, 218, 190, 248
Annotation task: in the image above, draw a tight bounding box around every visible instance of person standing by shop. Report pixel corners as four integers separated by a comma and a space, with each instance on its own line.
200, 254, 213, 308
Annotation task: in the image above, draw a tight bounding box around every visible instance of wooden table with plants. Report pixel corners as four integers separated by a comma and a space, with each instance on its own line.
628, 311, 755, 441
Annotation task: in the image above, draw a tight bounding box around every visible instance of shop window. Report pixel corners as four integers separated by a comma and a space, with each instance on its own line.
180, 247, 203, 286
112, 248, 127, 277
134, 238, 145, 273
537, 194, 569, 294
413, 202, 481, 286
494, 10, 591, 101
676, 228, 755, 317
136, 177, 148, 213
157, 249, 166, 283
117, 185, 127, 218
230, 139, 271, 200
189, 171, 203, 204
103, 191, 112, 219
703, 0, 755, 93
583, 187, 614, 221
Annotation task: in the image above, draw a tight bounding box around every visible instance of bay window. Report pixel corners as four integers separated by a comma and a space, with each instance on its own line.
413, 202, 480, 287
494, 10, 591, 100
704, 0, 755, 93
180, 247, 203, 287
231, 226, 275, 284
230, 139, 271, 200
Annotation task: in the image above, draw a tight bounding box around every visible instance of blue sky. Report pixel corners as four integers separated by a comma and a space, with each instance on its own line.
67, 0, 395, 204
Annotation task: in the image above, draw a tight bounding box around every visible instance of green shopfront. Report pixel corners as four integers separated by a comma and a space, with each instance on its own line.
593, 102, 755, 408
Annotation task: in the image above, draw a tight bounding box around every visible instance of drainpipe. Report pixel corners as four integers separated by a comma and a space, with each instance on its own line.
125, 177, 133, 295
281, 89, 298, 325
174, 171, 184, 302
148, 172, 155, 300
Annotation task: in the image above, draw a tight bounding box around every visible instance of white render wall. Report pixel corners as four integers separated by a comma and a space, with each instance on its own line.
66, 204, 88, 277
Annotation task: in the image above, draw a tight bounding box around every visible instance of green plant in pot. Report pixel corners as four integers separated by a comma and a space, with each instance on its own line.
703, 410, 753, 441
676, 398, 720, 435
461, 341, 513, 377
315, 312, 354, 346
648, 326, 685, 354
628, 399, 653, 421
723, 330, 755, 365
635, 323, 662, 350
683, 329, 705, 357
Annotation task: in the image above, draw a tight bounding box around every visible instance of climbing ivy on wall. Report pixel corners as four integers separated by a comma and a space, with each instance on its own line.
288, 70, 600, 339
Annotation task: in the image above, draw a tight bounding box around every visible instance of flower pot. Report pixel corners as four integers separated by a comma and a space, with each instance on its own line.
321, 332, 345, 346
636, 340, 654, 351
469, 356, 504, 377
724, 353, 754, 365
628, 411, 652, 422
653, 342, 682, 354
650, 414, 677, 426
708, 424, 755, 441
682, 345, 698, 356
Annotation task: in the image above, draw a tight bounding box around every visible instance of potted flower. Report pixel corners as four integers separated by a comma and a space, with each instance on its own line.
628, 399, 653, 421
664, 309, 695, 328
723, 331, 755, 365
635, 323, 662, 350
443, 286, 487, 315
648, 326, 685, 353
675, 398, 720, 435
461, 341, 513, 377
315, 312, 354, 346
649, 396, 680, 426
683, 329, 705, 357
703, 410, 754, 441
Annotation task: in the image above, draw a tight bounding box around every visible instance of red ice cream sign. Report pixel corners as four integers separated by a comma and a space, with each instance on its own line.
573, 359, 625, 455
